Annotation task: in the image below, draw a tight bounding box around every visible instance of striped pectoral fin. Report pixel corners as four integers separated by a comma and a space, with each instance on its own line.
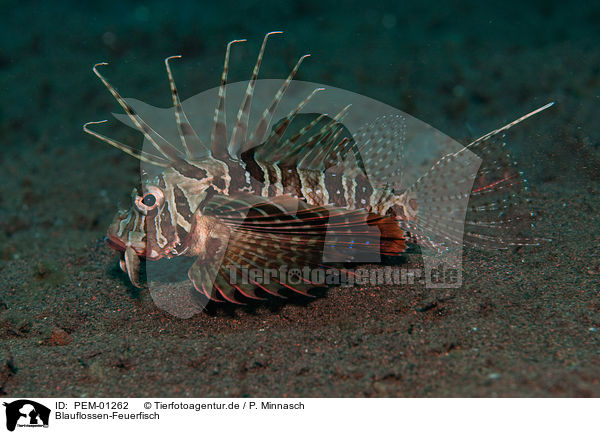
219, 207, 383, 298
218, 265, 267, 301
188, 258, 222, 302
223, 231, 323, 298
203, 195, 400, 300
186, 214, 232, 302
213, 273, 245, 304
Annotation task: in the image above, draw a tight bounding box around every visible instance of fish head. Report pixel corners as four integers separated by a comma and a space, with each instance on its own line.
105, 163, 226, 286
105, 184, 170, 287
106, 184, 168, 259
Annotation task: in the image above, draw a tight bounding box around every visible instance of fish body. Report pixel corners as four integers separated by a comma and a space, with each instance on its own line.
85, 32, 551, 306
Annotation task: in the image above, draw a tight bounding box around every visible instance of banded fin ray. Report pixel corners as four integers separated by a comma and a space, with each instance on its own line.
246, 53, 311, 150
211, 38, 247, 159
228, 31, 283, 158
259, 88, 325, 159
164, 55, 211, 159
251, 113, 367, 177
83, 120, 170, 167
92, 63, 184, 162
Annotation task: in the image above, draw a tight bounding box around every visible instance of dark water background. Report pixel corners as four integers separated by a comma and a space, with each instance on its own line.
0, 0, 598, 396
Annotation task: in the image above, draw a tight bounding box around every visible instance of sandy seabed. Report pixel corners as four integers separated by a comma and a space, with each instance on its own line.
0, 0, 598, 396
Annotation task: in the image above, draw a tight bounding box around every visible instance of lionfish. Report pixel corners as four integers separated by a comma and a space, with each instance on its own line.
84, 32, 552, 306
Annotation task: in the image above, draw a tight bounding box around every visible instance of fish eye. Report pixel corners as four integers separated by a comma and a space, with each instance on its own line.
141, 194, 156, 207
135, 186, 164, 214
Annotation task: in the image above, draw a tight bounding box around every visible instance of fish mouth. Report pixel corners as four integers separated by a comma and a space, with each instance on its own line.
106, 235, 126, 252
105, 235, 145, 288
105, 235, 146, 256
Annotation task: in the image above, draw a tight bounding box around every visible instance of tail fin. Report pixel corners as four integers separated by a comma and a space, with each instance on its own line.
404, 103, 554, 251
